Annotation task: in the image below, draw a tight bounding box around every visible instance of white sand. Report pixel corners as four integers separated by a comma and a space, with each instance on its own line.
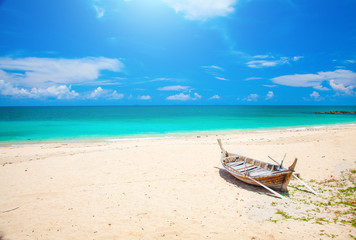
0, 125, 355, 239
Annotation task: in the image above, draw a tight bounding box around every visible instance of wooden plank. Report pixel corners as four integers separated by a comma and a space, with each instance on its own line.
248, 169, 271, 177
232, 164, 253, 171
227, 161, 244, 167
248, 167, 265, 173
239, 166, 258, 173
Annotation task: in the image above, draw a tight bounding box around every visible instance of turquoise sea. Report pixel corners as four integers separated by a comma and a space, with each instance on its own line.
0, 106, 355, 143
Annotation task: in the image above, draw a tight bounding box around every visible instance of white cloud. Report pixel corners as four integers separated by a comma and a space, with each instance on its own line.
0, 57, 123, 88
247, 60, 280, 68
31, 85, 79, 99
271, 70, 356, 94
157, 85, 190, 91
215, 76, 228, 81
194, 92, 202, 99
0, 80, 78, 99
164, 0, 237, 21
137, 95, 151, 100
293, 56, 304, 61
247, 57, 287, 68
310, 91, 321, 101
87, 87, 125, 100
244, 93, 258, 102
0, 80, 32, 98
166, 92, 201, 101
202, 65, 227, 80
266, 91, 274, 100
111, 90, 124, 100
313, 85, 330, 91
166, 93, 191, 101
209, 94, 220, 100
252, 55, 270, 59
319, 70, 356, 85
245, 77, 262, 81
247, 56, 302, 68
0, 81, 125, 100
329, 80, 355, 95
94, 5, 104, 18
202, 65, 224, 71
272, 73, 324, 87
89, 87, 104, 99
151, 77, 173, 82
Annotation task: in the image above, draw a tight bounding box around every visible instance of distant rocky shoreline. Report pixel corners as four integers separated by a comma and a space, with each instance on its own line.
315, 111, 356, 114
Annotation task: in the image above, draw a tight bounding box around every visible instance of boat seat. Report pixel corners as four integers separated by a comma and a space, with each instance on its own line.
227, 161, 245, 168
246, 167, 263, 173
232, 164, 253, 171
248, 169, 271, 177
239, 166, 258, 173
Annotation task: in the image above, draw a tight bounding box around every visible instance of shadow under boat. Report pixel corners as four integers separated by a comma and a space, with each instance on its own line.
216, 167, 290, 198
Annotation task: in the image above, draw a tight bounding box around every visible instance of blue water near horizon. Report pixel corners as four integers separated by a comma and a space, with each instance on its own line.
0, 105, 355, 143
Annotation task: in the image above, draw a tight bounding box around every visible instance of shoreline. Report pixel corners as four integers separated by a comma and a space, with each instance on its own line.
2, 105, 356, 146
1, 121, 356, 147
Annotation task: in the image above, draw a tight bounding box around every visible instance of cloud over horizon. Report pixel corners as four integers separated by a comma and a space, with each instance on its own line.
0, 80, 79, 99
244, 93, 258, 102
157, 85, 190, 91
310, 91, 321, 101
209, 94, 220, 100
137, 95, 151, 100
271, 69, 356, 95
166, 92, 202, 101
0, 80, 127, 101
266, 91, 274, 100
0, 57, 123, 88
87, 86, 125, 100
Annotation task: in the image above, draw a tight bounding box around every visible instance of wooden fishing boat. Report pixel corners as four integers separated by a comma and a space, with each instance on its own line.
218, 139, 297, 193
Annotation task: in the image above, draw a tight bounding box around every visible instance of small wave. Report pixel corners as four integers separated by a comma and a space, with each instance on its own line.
105, 136, 179, 142
255, 123, 356, 133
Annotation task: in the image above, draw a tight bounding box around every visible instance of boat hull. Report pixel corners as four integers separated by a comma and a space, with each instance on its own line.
224, 167, 293, 191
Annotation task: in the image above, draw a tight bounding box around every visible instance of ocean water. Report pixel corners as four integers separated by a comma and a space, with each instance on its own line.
0, 106, 355, 143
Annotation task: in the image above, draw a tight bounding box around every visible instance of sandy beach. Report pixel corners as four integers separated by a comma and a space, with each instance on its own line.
0, 125, 355, 240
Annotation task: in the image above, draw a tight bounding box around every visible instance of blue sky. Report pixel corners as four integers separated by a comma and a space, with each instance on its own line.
0, 0, 356, 106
